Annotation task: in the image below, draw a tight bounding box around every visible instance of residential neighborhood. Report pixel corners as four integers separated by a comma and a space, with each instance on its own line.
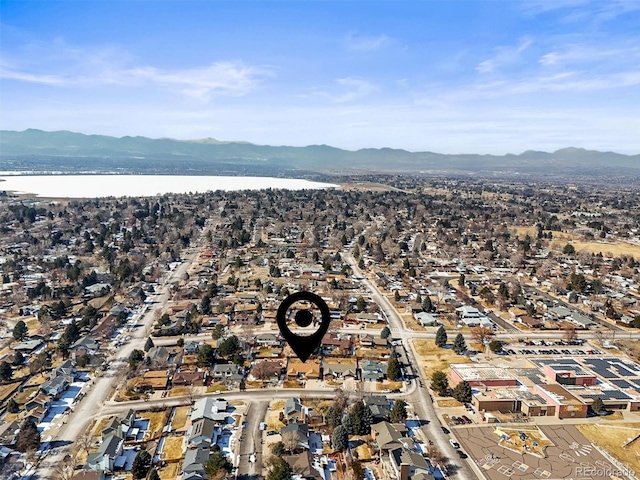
1, 178, 640, 480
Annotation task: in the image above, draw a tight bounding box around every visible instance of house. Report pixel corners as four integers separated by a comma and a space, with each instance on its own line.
211, 363, 243, 384
0, 421, 20, 446
184, 341, 200, 355
287, 359, 321, 380
249, 360, 284, 381
85, 434, 124, 472
284, 397, 307, 421
414, 312, 439, 327
182, 447, 210, 479
52, 359, 76, 381
173, 370, 206, 387
323, 360, 357, 380
12, 339, 44, 352
321, 334, 352, 354
73, 471, 106, 480
255, 333, 282, 347
71, 336, 100, 360
134, 370, 169, 391
390, 449, 435, 480
518, 316, 543, 328
360, 359, 387, 382
187, 418, 217, 448
25, 392, 51, 412
371, 422, 409, 451
191, 397, 229, 422
363, 395, 391, 420
282, 451, 324, 480
571, 313, 596, 328
102, 409, 136, 441
25, 406, 48, 424
40, 375, 69, 399
0, 446, 19, 469
281, 422, 310, 451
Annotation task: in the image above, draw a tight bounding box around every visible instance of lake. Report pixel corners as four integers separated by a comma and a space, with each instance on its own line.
0, 174, 338, 198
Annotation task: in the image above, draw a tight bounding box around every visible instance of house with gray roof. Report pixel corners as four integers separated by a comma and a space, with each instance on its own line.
281, 422, 309, 451
284, 397, 307, 421
361, 359, 387, 382
191, 397, 229, 422
371, 422, 409, 451
363, 395, 391, 420
182, 447, 211, 478
86, 434, 123, 472
187, 418, 217, 449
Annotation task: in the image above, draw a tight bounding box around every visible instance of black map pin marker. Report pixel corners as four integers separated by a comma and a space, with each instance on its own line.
276, 291, 331, 363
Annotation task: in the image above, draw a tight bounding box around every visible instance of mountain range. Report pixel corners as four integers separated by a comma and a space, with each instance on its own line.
1, 129, 638, 177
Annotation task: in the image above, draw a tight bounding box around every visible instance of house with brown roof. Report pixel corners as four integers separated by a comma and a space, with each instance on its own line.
134, 370, 169, 392
173, 370, 206, 387
287, 359, 321, 380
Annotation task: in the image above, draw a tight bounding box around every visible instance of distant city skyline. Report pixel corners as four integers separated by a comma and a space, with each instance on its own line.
1, 0, 639, 155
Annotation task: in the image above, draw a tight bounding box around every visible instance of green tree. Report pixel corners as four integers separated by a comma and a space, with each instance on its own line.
390, 399, 408, 423
7, 397, 19, 413
12, 350, 25, 366
387, 356, 402, 381
356, 296, 367, 311
591, 397, 604, 414
430, 370, 449, 396
197, 344, 216, 367
453, 333, 467, 354
267, 457, 292, 480
325, 406, 341, 428
489, 340, 504, 353
452, 380, 472, 403
271, 441, 286, 455
563, 243, 576, 255
422, 295, 433, 312
435, 326, 448, 348
331, 425, 348, 451
149, 470, 161, 480
211, 324, 225, 339
218, 335, 240, 357
201, 295, 212, 315
131, 450, 152, 479
128, 349, 145, 369
380, 326, 391, 339
13, 320, 28, 341
459, 273, 466, 288
204, 450, 233, 478
0, 362, 13, 382
347, 402, 373, 435
144, 337, 155, 352
15, 419, 40, 452
394, 290, 400, 301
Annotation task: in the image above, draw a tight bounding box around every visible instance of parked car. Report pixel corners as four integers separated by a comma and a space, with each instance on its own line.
449, 439, 460, 449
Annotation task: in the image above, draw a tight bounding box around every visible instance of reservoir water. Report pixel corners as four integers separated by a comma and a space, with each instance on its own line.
0, 175, 337, 198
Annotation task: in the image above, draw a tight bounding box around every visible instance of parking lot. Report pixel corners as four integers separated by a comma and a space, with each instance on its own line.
456, 425, 621, 480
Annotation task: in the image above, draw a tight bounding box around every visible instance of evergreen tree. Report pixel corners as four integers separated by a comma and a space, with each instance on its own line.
380, 326, 391, 339
15, 419, 40, 452
128, 349, 145, 369
422, 295, 433, 312
387, 356, 402, 381
347, 402, 373, 435
267, 457, 292, 480
13, 350, 25, 366
452, 380, 472, 403
13, 320, 28, 341
131, 450, 152, 479
342, 413, 354, 435
453, 333, 467, 354
325, 406, 341, 428
331, 425, 348, 451
197, 344, 216, 367
0, 362, 13, 382
218, 335, 240, 357
435, 326, 448, 347
204, 450, 233, 478
7, 397, 19, 413
144, 337, 155, 352
430, 370, 449, 396
201, 295, 212, 315
591, 397, 604, 414
390, 400, 408, 423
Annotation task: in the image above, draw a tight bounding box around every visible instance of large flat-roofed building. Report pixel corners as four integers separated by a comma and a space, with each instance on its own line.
450, 363, 519, 388
535, 360, 598, 386
534, 384, 588, 419
472, 386, 556, 417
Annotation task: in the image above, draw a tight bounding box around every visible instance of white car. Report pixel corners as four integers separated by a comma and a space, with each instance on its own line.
449, 439, 460, 449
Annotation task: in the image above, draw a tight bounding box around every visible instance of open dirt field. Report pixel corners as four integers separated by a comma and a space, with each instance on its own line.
158, 462, 180, 480
162, 436, 184, 461
413, 339, 472, 377
577, 423, 640, 476
171, 406, 190, 431
139, 410, 169, 438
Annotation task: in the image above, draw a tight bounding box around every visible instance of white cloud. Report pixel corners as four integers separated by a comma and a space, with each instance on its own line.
313, 77, 377, 104
0, 41, 270, 101
347, 33, 396, 52
476, 38, 533, 74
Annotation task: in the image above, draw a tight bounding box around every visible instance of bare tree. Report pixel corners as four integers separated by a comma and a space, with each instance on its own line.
470, 326, 495, 346
563, 324, 578, 343
282, 430, 300, 453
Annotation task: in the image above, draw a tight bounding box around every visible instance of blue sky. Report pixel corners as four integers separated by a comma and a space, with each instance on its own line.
1, 1, 639, 154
